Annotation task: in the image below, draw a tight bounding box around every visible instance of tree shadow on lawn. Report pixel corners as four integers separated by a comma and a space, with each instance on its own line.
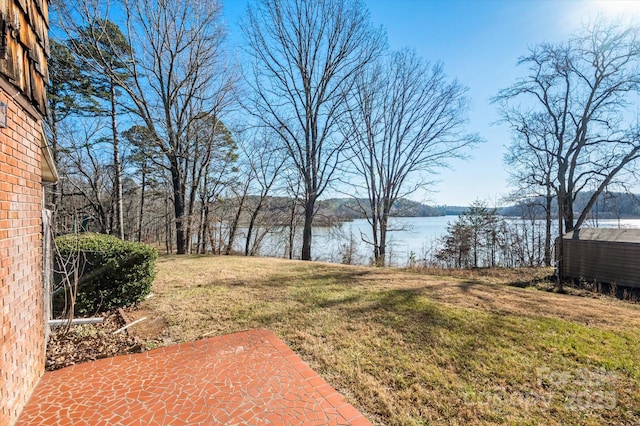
239, 266, 640, 332
253, 281, 523, 362
246, 268, 529, 342
248, 268, 376, 288
252, 279, 638, 410
346, 287, 524, 353
397, 279, 516, 314
505, 273, 555, 289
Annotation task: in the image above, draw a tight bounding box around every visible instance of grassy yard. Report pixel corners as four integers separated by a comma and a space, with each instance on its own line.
131, 255, 640, 425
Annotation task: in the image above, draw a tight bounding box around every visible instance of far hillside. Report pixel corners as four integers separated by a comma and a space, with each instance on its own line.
319, 191, 640, 220
316, 198, 445, 221
500, 191, 640, 219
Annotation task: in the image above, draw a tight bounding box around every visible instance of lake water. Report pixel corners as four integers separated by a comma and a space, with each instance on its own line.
245, 215, 640, 266
311, 216, 454, 265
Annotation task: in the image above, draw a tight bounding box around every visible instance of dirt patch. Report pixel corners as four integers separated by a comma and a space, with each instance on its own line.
46, 311, 144, 371
122, 306, 171, 347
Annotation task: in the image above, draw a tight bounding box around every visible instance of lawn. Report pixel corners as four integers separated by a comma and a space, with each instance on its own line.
131, 255, 640, 425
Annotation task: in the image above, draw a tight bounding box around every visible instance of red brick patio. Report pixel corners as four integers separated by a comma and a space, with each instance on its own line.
17, 329, 371, 425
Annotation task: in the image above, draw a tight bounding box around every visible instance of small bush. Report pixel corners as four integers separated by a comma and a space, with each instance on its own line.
54, 233, 157, 315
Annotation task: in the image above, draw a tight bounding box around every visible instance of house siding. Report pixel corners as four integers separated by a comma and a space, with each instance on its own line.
0, 0, 50, 424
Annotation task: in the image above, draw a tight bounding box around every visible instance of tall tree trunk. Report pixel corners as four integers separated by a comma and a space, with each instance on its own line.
185, 158, 203, 254
371, 221, 380, 264
199, 202, 210, 254
301, 195, 316, 261
170, 161, 187, 254
287, 200, 298, 260
226, 184, 249, 255
369, 197, 381, 266
472, 231, 479, 268
195, 203, 203, 254
561, 185, 574, 233
111, 78, 124, 240
556, 183, 566, 287
378, 215, 388, 267
544, 191, 552, 267
137, 166, 146, 242
217, 219, 224, 254
165, 193, 172, 254
245, 206, 260, 256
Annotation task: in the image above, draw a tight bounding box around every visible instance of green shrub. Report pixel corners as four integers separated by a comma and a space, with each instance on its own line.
53, 233, 157, 315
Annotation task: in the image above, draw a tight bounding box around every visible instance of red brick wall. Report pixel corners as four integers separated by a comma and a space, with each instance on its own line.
0, 87, 45, 426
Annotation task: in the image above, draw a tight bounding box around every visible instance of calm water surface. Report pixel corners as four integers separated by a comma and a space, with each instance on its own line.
312, 216, 640, 265
250, 216, 640, 266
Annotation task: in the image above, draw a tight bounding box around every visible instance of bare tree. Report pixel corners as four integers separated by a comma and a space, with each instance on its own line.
183, 117, 237, 253
55, 0, 236, 253
192, 121, 237, 254
122, 125, 161, 242
60, 120, 113, 234
496, 20, 640, 278
238, 130, 287, 256
344, 49, 479, 266
225, 174, 250, 256
242, 0, 384, 260
503, 112, 557, 266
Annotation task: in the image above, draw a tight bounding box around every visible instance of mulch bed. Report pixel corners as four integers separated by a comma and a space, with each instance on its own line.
46, 310, 144, 371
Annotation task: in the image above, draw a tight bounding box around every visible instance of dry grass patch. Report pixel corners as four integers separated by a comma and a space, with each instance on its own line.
402, 265, 554, 286
132, 255, 640, 425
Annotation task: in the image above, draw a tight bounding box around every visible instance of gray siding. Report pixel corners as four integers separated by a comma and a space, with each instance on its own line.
562, 228, 640, 288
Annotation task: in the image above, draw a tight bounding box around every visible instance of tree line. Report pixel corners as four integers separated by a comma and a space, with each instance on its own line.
47, 0, 640, 269
47, 0, 476, 265
500, 191, 640, 220
433, 200, 556, 269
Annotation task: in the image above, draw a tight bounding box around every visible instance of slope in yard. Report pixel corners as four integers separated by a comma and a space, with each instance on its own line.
130, 255, 640, 426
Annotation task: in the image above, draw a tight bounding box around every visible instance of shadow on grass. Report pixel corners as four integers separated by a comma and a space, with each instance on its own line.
504, 273, 640, 303
257, 268, 376, 288
251, 278, 523, 368
505, 274, 556, 289
348, 287, 522, 352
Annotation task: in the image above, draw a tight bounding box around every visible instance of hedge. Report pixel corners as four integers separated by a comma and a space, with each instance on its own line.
53, 233, 157, 315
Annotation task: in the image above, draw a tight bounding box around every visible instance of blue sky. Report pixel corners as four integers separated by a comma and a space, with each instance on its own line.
221, 0, 640, 206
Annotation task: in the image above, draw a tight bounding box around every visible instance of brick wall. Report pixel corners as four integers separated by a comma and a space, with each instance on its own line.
0, 87, 45, 426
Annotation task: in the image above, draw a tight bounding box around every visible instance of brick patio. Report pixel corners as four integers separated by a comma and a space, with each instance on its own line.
17, 329, 371, 425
